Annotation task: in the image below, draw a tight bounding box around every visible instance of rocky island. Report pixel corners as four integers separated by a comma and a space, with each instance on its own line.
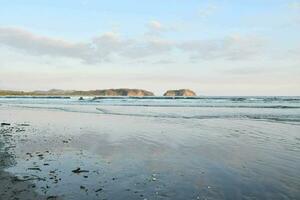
71, 89, 154, 96
0, 88, 198, 97
0, 88, 154, 97
163, 89, 197, 96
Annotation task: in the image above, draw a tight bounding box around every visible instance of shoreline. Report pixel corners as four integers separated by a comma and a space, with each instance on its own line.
0, 103, 299, 199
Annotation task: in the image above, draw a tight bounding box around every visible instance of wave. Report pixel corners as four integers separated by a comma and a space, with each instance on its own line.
90, 104, 300, 109
95, 108, 300, 123
7, 105, 100, 115
4, 104, 300, 124
90, 96, 300, 106
1, 95, 299, 101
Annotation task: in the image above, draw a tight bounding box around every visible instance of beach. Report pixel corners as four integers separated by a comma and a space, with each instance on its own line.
0, 97, 300, 199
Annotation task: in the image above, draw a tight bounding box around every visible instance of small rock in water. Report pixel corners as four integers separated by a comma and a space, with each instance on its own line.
151, 174, 157, 181
26, 152, 33, 157
27, 167, 41, 171
72, 167, 89, 174
19, 123, 30, 126
47, 195, 58, 199
80, 185, 86, 190
1, 123, 11, 126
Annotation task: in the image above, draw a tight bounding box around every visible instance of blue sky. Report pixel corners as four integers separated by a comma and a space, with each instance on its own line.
0, 0, 299, 95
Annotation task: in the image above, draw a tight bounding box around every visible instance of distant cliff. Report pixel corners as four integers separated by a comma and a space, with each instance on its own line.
163, 89, 196, 96
0, 88, 154, 96
70, 89, 154, 96
0, 90, 26, 96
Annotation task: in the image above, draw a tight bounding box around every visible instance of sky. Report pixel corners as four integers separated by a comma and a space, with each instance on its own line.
0, 0, 299, 96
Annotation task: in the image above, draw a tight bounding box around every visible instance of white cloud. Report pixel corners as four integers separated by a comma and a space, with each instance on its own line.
290, 1, 300, 10
122, 38, 174, 58
179, 34, 266, 61
0, 27, 176, 63
146, 20, 177, 36
287, 47, 300, 61
0, 27, 98, 63
0, 27, 269, 64
148, 21, 164, 31
198, 4, 217, 18
92, 32, 174, 59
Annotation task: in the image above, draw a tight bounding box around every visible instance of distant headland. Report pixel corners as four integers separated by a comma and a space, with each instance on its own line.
164, 89, 196, 97
0, 88, 197, 97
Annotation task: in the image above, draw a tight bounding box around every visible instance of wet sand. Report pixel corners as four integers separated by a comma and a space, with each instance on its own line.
0, 125, 48, 200
1, 106, 300, 200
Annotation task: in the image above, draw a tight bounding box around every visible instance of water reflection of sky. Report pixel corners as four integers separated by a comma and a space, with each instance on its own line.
1, 103, 300, 199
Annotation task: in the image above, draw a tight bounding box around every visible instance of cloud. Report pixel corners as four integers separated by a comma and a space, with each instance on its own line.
92, 32, 133, 61
223, 67, 269, 75
146, 20, 176, 36
289, 1, 300, 26
0, 27, 98, 63
198, 4, 217, 18
0, 27, 267, 64
153, 59, 175, 65
122, 38, 174, 58
178, 34, 266, 61
0, 27, 176, 63
0, 27, 177, 63
148, 21, 164, 31
290, 1, 300, 10
286, 47, 300, 61
92, 31, 174, 59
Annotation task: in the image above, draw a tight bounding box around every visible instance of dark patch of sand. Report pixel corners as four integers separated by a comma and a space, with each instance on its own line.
0, 124, 55, 200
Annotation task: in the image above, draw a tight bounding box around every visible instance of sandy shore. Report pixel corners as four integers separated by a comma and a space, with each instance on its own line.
0, 105, 300, 200
0, 124, 49, 200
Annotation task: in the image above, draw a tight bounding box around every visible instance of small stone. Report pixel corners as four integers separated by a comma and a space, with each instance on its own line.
27, 167, 41, 171
47, 196, 57, 200
72, 167, 89, 174
1, 123, 11, 126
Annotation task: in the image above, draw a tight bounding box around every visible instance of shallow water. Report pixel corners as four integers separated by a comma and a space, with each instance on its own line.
0, 97, 300, 199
